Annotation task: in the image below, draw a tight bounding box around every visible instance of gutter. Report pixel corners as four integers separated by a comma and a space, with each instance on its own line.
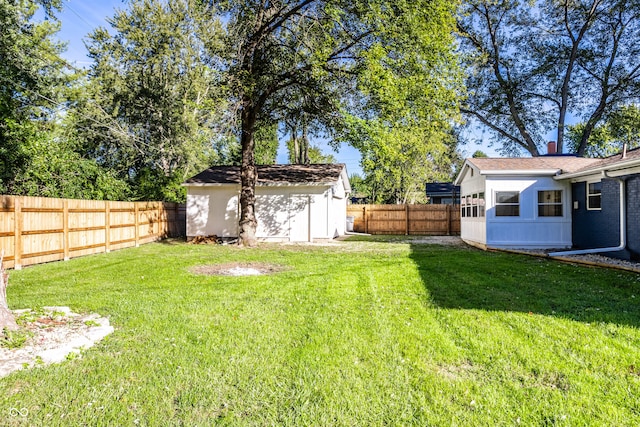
549, 171, 626, 257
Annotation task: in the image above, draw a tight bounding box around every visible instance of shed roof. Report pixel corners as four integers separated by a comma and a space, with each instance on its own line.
184, 164, 348, 187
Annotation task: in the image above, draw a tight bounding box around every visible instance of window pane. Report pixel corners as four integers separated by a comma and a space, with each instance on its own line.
538, 204, 563, 217
538, 190, 562, 204
588, 195, 601, 209
496, 205, 519, 216
588, 182, 602, 194
496, 192, 519, 204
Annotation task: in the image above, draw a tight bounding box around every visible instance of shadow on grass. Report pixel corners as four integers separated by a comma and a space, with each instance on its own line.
409, 244, 640, 327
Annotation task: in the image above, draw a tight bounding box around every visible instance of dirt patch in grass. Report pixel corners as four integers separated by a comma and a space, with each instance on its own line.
190, 262, 287, 276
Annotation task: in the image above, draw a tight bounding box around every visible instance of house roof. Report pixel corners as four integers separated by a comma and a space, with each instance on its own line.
184, 164, 349, 188
466, 156, 599, 173
557, 146, 640, 179
425, 182, 460, 195
454, 156, 599, 185
456, 146, 640, 185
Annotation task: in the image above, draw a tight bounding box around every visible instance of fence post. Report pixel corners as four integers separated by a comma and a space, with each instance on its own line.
134, 203, 140, 247
363, 205, 368, 234
13, 199, 22, 270
105, 201, 111, 253
446, 204, 451, 236
174, 203, 179, 237
63, 200, 70, 261
405, 204, 409, 235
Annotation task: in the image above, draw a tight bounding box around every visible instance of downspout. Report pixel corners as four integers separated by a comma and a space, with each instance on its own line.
549, 171, 626, 257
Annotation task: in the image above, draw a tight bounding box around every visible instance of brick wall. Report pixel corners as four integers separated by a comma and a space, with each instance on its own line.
571, 179, 630, 259
625, 176, 640, 259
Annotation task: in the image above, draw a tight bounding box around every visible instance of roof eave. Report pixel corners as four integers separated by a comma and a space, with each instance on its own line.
555, 158, 640, 180
453, 160, 475, 186
481, 169, 561, 176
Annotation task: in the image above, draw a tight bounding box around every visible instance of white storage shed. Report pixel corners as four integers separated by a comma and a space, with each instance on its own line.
184, 164, 351, 242
454, 157, 597, 250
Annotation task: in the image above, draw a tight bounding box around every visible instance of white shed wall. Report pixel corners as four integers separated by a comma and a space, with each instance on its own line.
186, 186, 239, 237
485, 176, 572, 249
186, 184, 347, 241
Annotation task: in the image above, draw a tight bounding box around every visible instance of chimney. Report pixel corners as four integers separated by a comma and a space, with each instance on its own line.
623, 142, 628, 159
547, 141, 557, 155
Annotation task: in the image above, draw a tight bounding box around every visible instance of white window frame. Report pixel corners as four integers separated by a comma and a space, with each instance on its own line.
537, 189, 563, 217
494, 191, 520, 217
586, 180, 602, 211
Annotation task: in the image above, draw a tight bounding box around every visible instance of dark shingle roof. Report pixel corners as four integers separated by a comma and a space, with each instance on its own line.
184, 164, 347, 185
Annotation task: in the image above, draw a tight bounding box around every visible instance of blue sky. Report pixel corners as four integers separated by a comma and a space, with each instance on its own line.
51, 0, 498, 177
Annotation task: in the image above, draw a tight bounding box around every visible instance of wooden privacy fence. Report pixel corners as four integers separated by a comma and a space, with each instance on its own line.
0, 195, 186, 270
347, 204, 460, 235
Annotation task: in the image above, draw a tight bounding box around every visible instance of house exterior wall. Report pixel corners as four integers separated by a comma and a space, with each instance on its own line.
626, 176, 640, 259
459, 170, 487, 247
485, 176, 572, 249
186, 184, 346, 241
571, 177, 633, 260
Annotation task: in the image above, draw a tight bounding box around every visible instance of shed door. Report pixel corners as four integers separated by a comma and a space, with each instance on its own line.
289, 195, 310, 242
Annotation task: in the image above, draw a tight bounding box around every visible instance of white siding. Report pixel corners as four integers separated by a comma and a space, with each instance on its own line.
459, 168, 487, 247
186, 186, 239, 237
186, 183, 347, 241
255, 189, 290, 239
331, 192, 347, 237
485, 176, 572, 249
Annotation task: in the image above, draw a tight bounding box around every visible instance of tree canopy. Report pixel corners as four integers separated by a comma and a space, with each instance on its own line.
1, 0, 463, 245
459, 0, 640, 156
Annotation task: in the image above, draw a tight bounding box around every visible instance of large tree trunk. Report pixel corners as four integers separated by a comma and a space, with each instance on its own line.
0, 253, 18, 331
238, 102, 259, 247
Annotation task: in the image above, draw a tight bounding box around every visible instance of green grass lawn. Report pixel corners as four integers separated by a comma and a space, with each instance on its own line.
1, 238, 639, 426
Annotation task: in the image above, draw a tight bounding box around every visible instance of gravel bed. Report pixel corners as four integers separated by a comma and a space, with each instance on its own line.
504, 249, 640, 272
551, 252, 640, 272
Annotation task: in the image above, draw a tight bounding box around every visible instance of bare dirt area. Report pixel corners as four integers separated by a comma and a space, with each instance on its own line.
190, 262, 288, 276
399, 236, 466, 246
0, 307, 113, 378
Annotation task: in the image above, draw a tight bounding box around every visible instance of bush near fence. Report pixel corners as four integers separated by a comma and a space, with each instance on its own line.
0, 195, 186, 269
347, 204, 460, 236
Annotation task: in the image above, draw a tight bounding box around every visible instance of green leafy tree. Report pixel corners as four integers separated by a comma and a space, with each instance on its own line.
308, 146, 336, 164
222, 0, 461, 241
286, 139, 336, 164
338, 0, 462, 204
254, 121, 279, 165
75, 0, 227, 201
567, 105, 640, 157
348, 173, 370, 203
222, 0, 376, 245
0, 0, 69, 193
459, 0, 640, 156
